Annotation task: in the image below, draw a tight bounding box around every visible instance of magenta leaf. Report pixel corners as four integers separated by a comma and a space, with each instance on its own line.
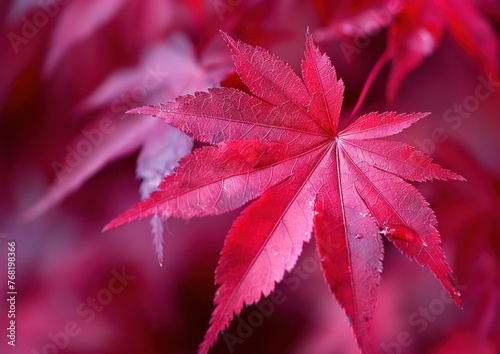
105, 31, 464, 354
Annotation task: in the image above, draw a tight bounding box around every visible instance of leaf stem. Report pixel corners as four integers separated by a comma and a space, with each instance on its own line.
345, 49, 392, 127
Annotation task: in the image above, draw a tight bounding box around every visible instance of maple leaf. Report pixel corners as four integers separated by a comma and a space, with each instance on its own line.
104, 31, 464, 354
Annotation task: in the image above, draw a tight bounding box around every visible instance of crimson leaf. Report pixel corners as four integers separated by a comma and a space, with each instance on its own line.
104, 31, 464, 354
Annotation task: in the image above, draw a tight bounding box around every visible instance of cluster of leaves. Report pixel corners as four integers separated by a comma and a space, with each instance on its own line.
315, 0, 500, 101
105, 32, 464, 354
4, 0, 499, 352
13, 0, 498, 268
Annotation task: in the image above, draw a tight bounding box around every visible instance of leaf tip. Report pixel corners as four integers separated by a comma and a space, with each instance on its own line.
220, 30, 236, 47
102, 220, 118, 233
305, 27, 313, 40
454, 174, 467, 182
103, 210, 137, 232
454, 292, 463, 309
448, 283, 463, 308
125, 107, 142, 115
304, 28, 319, 50
126, 105, 157, 116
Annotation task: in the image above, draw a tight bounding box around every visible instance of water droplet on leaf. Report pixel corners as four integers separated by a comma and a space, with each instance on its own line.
355, 233, 364, 239
383, 225, 415, 243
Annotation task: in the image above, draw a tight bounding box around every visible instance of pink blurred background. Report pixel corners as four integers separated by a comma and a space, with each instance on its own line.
1, 1, 499, 353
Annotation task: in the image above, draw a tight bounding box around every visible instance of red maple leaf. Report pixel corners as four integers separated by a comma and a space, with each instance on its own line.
104, 31, 464, 354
